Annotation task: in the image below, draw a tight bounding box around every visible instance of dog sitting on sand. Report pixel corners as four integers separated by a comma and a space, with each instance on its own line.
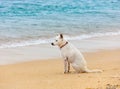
51, 34, 102, 74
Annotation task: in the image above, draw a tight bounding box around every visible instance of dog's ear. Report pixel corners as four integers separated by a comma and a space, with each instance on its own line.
60, 34, 63, 39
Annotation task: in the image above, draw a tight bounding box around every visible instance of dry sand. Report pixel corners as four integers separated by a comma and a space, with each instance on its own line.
0, 49, 120, 89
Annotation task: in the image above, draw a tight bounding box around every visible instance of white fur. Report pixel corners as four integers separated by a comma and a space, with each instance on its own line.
51, 34, 102, 73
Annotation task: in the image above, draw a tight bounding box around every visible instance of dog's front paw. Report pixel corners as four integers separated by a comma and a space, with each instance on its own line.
64, 71, 70, 74
64, 70, 69, 74
64, 71, 67, 74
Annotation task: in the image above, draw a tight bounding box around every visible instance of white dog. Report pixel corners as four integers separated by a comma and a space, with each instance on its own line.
51, 34, 102, 73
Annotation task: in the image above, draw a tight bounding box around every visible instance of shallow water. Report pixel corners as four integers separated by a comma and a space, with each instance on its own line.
0, 0, 120, 48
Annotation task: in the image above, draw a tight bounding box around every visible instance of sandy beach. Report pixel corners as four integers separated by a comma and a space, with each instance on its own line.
0, 49, 120, 89
0, 0, 120, 89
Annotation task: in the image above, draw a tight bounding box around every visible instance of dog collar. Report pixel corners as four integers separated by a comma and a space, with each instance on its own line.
60, 42, 68, 49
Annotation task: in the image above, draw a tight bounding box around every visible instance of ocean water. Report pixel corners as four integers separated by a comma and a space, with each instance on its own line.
0, 0, 120, 48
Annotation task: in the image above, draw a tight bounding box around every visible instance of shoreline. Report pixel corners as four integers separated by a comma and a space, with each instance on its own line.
0, 48, 120, 66
0, 35, 120, 65
0, 49, 120, 89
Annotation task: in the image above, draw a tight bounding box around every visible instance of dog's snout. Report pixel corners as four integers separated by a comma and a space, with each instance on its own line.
51, 43, 54, 46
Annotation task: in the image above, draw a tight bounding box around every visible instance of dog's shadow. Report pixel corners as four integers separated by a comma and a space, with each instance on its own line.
56, 70, 103, 75
56, 71, 86, 75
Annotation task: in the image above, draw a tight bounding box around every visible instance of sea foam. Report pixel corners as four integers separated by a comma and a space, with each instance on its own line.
0, 31, 120, 49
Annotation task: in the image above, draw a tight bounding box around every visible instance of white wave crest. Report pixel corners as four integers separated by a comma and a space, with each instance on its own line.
66, 31, 120, 40
0, 31, 120, 48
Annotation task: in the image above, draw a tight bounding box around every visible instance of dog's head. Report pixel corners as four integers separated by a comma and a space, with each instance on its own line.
51, 34, 65, 47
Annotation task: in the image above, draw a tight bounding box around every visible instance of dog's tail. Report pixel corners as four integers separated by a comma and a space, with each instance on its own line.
85, 68, 102, 73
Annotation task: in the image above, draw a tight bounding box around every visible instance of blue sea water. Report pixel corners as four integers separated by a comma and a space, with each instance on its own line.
0, 0, 120, 48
